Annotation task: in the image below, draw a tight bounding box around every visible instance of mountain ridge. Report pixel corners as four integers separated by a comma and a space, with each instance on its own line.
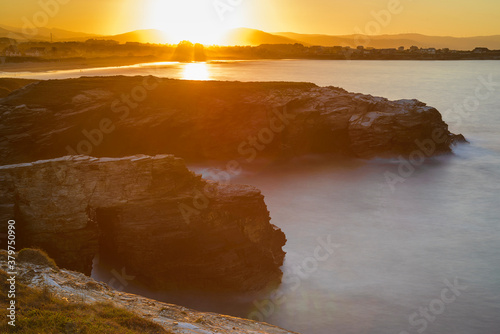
274, 31, 500, 50
0, 24, 98, 41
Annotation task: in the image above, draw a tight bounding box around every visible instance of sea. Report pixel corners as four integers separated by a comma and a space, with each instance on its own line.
3, 60, 499, 334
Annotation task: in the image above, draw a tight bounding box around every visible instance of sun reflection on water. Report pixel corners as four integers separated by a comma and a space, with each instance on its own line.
182, 62, 211, 81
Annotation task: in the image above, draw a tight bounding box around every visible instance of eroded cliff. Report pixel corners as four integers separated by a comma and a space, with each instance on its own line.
0, 77, 465, 165
0, 155, 286, 292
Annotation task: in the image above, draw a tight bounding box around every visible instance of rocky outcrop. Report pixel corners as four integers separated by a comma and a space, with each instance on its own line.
0, 251, 299, 334
0, 155, 286, 292
0, 78, 37, 98
0, 77, 465, 165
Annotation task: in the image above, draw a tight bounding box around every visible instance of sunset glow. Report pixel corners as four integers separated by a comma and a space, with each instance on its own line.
146, 0, 228, 44
0, 0, 499, 38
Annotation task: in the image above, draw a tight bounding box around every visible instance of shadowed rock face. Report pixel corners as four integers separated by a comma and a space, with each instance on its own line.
0, 251, 299, 334
0, 155, 286, 292
0, 77, 465, 165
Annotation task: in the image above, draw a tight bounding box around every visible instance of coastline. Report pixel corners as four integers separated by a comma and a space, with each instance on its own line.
0, 56, 160, 73
1, 55, 499, 74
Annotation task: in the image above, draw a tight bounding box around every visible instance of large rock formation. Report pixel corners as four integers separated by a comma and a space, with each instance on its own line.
0, 77, 465, 165
0, 155, 286, 292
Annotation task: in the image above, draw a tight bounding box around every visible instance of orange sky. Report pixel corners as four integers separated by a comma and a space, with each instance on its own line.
1, 0, 499, 39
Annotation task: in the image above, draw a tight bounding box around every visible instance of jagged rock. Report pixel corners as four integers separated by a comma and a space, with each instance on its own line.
0, 77, 465, 165
0, 155, 286, 292
0, 78, 38, 98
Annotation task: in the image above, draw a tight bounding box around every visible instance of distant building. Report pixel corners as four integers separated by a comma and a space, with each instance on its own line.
25, 47, 46, 57
0, 37, 17, 46
422, 48, 437, 55
380, 48, 397, 55
85, 39, 119, 46
310, 46, 324, 54
473, 47, 490, 53
409, 46, 419, 52
354, 46, 364, 55
3, 45, 22, 57
322, 47, 336, 55
332, 46, 343, 54
342, 46, 352, 54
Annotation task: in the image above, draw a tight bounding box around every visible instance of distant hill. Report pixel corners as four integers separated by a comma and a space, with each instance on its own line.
0, 27, 14, 38
104, 29, 172, 44
219, 28, 304, 46
0, 24, 98, 41
0, 26, 170, 44
275, 32, 500, 50
0, 26, 33, 41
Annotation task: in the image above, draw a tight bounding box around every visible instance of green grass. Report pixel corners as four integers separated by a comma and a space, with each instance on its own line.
0, 268, 169, 334
17, 248, 58, 270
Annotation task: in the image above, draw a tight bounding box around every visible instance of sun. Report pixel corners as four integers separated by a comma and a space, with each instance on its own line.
147, 0, 227, 45
182, 63, 211, 80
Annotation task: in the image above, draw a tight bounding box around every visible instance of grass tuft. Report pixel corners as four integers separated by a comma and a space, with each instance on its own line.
17, 248, 58, 270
